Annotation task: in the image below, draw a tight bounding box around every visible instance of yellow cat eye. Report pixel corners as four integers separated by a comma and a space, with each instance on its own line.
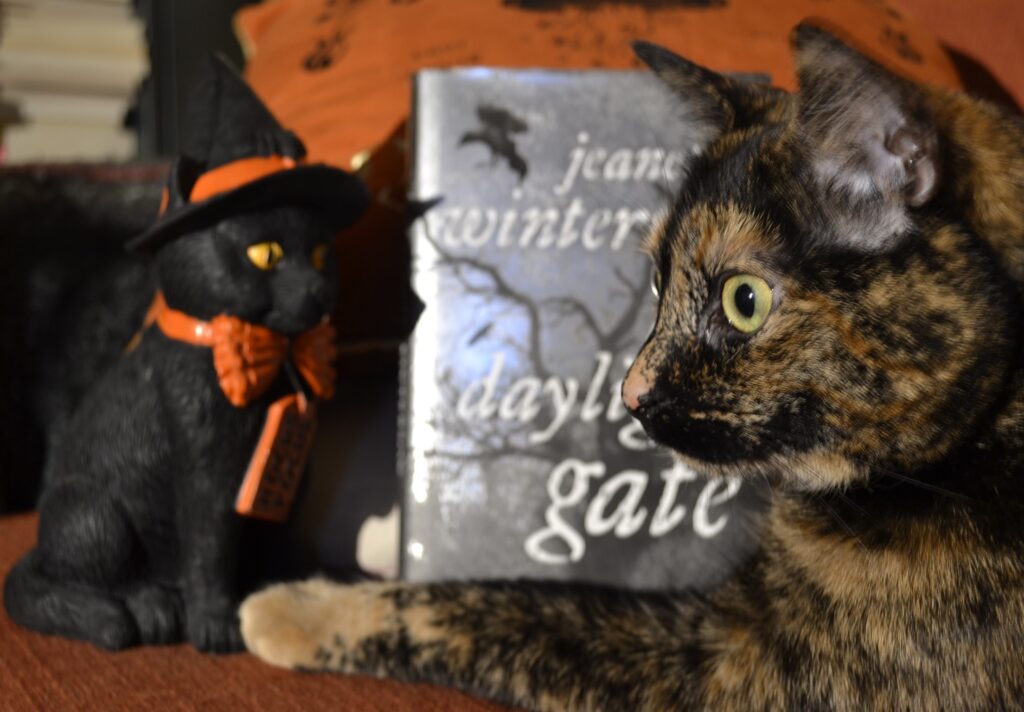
721, 274, 773, 333
247, 241, 284, 271
311, 244, 329, 271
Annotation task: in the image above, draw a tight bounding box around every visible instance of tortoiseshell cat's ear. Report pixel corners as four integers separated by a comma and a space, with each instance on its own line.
633, 41, 783, 146
792, 23, 939, 248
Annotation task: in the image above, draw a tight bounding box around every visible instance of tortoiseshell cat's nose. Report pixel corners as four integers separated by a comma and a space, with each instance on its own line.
622, 366, 654, 415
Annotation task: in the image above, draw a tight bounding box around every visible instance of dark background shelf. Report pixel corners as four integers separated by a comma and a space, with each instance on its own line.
135, 0, 260, 158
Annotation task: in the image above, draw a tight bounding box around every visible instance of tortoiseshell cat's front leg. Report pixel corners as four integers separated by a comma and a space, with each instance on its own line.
240, 577, 772, 712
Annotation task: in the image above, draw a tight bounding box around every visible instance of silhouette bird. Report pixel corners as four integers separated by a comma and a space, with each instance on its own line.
459, 104, 529, 182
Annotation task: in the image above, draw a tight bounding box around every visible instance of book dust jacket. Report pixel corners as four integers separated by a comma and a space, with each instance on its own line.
402, 68, 766, 588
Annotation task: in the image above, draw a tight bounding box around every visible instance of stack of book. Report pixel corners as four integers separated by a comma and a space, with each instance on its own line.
0, 0, 147, 163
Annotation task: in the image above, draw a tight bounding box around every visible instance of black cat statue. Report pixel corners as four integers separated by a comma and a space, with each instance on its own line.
3, 58, 369, 652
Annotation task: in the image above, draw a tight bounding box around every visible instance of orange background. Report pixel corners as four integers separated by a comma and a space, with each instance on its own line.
236, 0, 968, 168
898, 0, 1023, 110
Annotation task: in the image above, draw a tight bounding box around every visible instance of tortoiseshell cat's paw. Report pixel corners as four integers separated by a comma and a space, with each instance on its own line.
240, 579, 414, 672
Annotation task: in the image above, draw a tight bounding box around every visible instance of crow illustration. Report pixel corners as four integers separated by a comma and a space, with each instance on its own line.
459, 104, 529, 182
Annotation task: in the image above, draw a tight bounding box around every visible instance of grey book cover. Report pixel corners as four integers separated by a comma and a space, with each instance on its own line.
402, 67, 766, 589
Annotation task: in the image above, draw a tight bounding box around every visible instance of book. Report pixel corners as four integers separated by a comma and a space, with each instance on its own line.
2, 0, 136, 20
6, 89, 129, 125
0, 0, 147, 162
401, 68, 767, 589
3, 120, 135, 161
1, 5, 143, 51
0, 47, 146, 96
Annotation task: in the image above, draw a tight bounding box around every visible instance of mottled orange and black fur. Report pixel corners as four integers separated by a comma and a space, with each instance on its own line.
240, 25, 1024, 711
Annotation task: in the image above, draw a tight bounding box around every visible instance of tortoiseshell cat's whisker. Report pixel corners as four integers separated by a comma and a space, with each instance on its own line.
809, 493, 870, 552
871, 465, 974, 503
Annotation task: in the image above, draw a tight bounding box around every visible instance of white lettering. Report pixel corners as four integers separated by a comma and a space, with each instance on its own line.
582, 147, 607, 181
663, 151, 688, 183
693, 477, 743, 538
581, 209, 612, 250
604, 149, 634, 181
459, 208, 498, 248
554, 144, 587, 196
611, 208, 650, 251
649, 462, 697, 536
520, 207, 560, 248
497, 376, 542, 422
580, 351, 612, 422
523, 459, 744, 566
585, 470, 648, 537
455, 352, 505, 420
524, 459, 604, 564
528, 377, 580, 444
556, 198, 586, 249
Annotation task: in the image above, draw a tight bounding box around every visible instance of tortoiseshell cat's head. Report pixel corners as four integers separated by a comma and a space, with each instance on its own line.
623, 24, 1020, 491
155, 206, 338, 336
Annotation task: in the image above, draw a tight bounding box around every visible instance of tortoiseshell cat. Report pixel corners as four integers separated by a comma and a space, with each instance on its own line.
239, 25, 1024, 710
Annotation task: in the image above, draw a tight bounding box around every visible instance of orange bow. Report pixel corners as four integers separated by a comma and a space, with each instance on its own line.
148, 292, 337, 407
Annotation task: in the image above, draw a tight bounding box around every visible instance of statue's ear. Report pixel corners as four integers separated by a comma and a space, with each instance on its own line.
633, 41, 785, 147
793, 23, 939, 210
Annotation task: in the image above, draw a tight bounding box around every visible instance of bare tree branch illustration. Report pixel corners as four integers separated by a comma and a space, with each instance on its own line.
541, 296, 603, 339
604, 264, 653, 350
425, 231, 551, 381
418, 217, 655, 468
538, 263, 650, 351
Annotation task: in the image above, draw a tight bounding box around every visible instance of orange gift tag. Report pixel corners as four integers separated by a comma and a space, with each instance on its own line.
235, 393, 317, 522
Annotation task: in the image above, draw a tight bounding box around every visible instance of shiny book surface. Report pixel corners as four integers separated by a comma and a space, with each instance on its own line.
402, 68, 766, 587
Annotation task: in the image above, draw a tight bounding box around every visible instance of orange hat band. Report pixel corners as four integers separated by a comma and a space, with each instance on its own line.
159, 155, 301, 215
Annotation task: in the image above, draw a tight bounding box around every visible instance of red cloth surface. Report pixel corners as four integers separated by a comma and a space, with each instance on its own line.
0, 513, 514, 712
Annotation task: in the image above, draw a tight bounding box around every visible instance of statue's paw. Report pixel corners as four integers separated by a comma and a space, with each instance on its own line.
239, 578, 403, 671
186, 608, 244, 654
125, 585, 183, 646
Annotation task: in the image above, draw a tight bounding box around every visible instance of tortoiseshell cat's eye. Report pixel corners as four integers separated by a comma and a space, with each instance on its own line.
311, 244, 329, 271
247, 241, 284, 271
650, 268, 662, 298
721, 274, 772, 333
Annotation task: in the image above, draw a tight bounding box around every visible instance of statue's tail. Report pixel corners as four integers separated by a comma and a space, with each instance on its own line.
3, 550, 137, 650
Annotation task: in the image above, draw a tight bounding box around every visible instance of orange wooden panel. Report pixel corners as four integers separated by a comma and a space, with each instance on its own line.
237, 0, 960, 169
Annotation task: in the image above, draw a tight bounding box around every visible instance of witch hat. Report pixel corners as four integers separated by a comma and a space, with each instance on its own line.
127, 56, 369, 253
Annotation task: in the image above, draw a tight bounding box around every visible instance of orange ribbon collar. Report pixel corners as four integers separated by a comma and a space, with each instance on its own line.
148, 292, 336, 407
